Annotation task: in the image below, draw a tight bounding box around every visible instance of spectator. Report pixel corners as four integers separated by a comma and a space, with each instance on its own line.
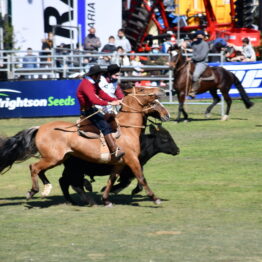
115, 29, 131, 52
130, 54, 145, 76
41, 32, 54, 50
111, 46, 130, 66
98, 54, 112, 66
101, 36, 117, 53
227, 38, 256, 62
22, 47, 38, 79
161, 32, 176, 53
84, 27, 101, 52
209, 38, 227, 62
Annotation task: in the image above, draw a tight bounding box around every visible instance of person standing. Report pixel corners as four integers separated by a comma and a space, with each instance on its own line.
188, 30, 209, 98
22, 47, 38, 79
76, 65, 124, 161
115, 29, 131, 53
83, 27, 101, 52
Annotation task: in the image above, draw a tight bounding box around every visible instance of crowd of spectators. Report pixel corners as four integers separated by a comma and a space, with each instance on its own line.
15, 27, 257, 81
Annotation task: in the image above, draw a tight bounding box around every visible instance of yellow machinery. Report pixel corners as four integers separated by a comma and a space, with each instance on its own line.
175, 0, 232, 25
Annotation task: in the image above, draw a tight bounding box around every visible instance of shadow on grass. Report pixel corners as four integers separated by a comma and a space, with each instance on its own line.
0, 192, 168, 209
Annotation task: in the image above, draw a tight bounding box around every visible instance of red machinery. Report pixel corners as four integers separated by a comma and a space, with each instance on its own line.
123, 0, 261, 51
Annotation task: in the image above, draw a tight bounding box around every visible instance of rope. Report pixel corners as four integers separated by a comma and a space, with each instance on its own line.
63, 108, 103, 129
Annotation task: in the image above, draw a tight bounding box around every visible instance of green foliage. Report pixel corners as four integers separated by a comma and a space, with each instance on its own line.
0, 99, 261, 262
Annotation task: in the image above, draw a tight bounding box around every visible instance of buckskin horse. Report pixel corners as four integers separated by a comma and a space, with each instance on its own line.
0, 87, 169, 206
42, 124, 179, 205
170, 47, 254, 122
38, 100, 172, 202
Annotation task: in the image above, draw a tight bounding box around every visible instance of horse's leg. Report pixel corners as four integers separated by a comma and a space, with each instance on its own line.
27, 158, 59, 199
205, 89, 221, 118
126, 157, 160, 204
221, 91, 232, 121
176, 93, 188, 122
102, 171, 120, 207
38, 172, 53, 197
59, 176, 77, 205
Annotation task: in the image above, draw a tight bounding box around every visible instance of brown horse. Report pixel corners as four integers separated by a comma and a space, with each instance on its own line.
0, 87, 168, 206
170, 48, 254, 122
38, 99, 170, 199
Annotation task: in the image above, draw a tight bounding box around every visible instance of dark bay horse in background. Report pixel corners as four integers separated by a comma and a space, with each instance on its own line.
51, 124, 179, 205
0, 87, 169, 206
170, 48, 254, 122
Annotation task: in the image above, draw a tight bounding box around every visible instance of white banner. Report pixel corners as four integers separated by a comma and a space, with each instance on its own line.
12, 0, 121, 51
84, 0, 122, 48
12, 0, 44, 50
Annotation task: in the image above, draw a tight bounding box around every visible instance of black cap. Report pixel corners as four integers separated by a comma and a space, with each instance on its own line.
195, 30, 205, 37
86, 65, 105, 76
107, 64, 120, 75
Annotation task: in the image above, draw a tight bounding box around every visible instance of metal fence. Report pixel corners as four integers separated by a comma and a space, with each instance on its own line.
0, 48, 225, 114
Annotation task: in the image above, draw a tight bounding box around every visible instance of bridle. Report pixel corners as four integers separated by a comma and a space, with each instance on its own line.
171, 51, 189, 73
120, 87, 158, 113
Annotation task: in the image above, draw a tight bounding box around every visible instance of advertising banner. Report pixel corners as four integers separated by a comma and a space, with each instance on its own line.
78, 0, 122, 48
0, 80, 81, 118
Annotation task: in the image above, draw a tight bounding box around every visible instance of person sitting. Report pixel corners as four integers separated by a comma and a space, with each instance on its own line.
96, 64, 124, 114
76, 65, 124, 162
115, 29, 131, 53
227, 38, 256, 62
101, 36, 117, 53
187, 30, 209, 98
111, 46, 130, 67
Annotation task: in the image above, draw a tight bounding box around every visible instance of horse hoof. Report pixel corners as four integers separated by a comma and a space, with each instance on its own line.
26, 191, 32, 200
26, 189, 38, 200
102, 197, 113, 207
184, 119, 189, 123
221, 115, 229, 121
154, 198, 162, 205
41, 183, 53, 197
105, 202, 113, 208
205, 113, 211, 118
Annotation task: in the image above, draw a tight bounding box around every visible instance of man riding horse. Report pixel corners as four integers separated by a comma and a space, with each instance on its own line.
77, 65, 125, 161
185, 30, 209, 98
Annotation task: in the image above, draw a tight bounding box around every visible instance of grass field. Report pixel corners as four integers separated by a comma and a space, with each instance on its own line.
0, 98, 261, 262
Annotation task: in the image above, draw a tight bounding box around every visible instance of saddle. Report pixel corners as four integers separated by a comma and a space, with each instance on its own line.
199, 68, 216, 82
76, 113, 121, 140
76, 114, 122, 163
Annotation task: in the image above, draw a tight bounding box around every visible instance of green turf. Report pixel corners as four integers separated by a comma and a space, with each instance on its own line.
0, 98, 261, 262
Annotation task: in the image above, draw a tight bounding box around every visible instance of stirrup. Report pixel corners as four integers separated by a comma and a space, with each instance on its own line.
188, 91, 196, 98
111, 147, 125, 160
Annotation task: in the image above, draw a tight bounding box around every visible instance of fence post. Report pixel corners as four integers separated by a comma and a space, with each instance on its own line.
168, 53, 173, 103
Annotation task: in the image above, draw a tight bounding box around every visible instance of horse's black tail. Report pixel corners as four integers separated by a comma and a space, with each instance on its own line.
0, 127, 39, 174
232, 73, 254, 109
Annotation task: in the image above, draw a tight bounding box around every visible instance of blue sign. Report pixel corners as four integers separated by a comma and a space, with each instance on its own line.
0, 79, 81, 118
197, 61, 262, 99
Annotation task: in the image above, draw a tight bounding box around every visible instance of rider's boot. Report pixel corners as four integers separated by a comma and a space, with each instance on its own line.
104, 133, 125, 162
189, 81, 199, 98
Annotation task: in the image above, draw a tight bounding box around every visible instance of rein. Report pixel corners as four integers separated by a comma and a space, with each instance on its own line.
62, 108, 103, 129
